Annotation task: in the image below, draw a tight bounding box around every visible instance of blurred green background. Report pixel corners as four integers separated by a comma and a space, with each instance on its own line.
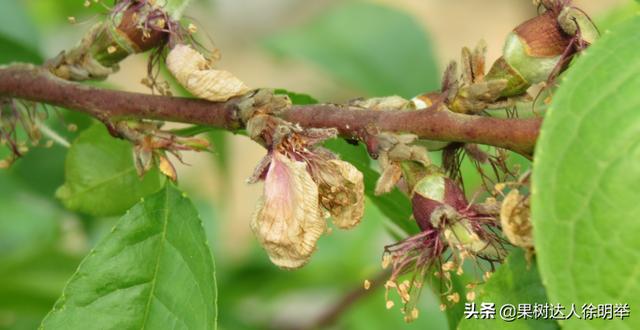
1, 0, 637, 329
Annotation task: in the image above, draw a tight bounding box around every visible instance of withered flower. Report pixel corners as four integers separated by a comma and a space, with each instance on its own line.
500, 189, 533, 249
166, 44, 250, 101
314, 158, 365, 229
250, 152, 325, 269
247, 114, 365, 268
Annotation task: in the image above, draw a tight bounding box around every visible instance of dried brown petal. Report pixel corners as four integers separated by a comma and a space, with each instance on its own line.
316, 159, 364, 229
167, 44, 250, 102
157, 154, 177, 182
500, 189, 534, 248
250, 152, 325, 269
375, 163, 402, 196
374, 133, 431, 195
350, 96, 410, 110
247, 154, 271, 184
558, 7, 598, 45
377, 133, 430, 167
133, 145, 154, 177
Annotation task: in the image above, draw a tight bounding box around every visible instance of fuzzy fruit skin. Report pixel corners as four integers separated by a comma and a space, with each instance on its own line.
484, 56, 530, 98
558, 7, 598, 45
485, 11, 572, 98
92, 5, 167, 67
513, 11, 570, 57
411, 174, 468, 231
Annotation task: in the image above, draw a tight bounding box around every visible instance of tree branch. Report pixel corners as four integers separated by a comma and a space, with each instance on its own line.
0, 64, 541, 156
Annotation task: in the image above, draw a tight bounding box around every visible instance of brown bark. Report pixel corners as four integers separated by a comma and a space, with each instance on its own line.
0, 64, 541, 156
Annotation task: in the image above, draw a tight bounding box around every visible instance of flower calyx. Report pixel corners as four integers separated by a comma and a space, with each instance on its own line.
111, 120, 210, 181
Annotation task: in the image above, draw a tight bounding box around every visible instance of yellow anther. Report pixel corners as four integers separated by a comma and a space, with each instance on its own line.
483, 271, 493, 281
446, 292, 460, 303
466, 291, 476, 301
411, 308, 419, 320
188, 23, 198, 34
442, 261, 456, 272
381, 255, 391, 269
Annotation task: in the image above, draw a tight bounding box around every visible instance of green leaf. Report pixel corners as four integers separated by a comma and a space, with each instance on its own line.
10, 110, 95, 198
0, 1, 41, 64
208, 129, 230, 181
0, 174, 59, 263
41, 184, 217, 329
532, 17, 640, 330
266, 2, 439, 98
458, 250, 558, 330
56, 124, 165, 217
0, 174, 82, 330
439, 274, 468, 330
596, 2, 640, 31
274, 89, 319, 105
0, 38, 42, 64
0, 250, 81, 328
340, 281, 448, 330
165, 0, 194, 19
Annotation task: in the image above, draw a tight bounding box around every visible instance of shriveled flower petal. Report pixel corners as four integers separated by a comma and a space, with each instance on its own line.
500, 189, 533, 248
315, 160, 364, 229
167, 44, 250, 101
375, 163, 403, 195
247, 154, 272, 184
351, 95, 410, 110
250, 152, 325, 269
157, 154, 177, 182
374, 133, 431, 195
